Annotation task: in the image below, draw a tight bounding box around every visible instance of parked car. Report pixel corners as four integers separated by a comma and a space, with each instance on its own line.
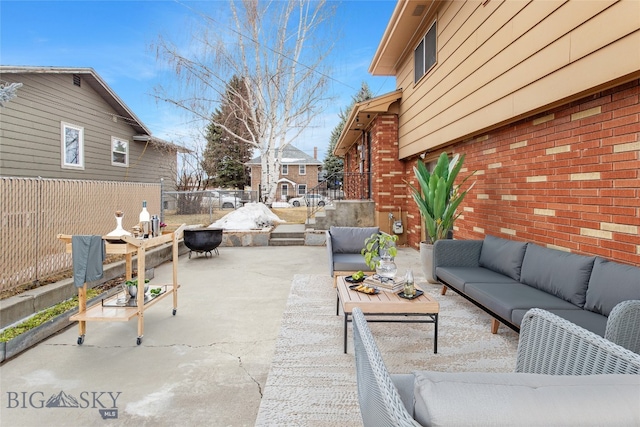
201, 191, 242, 209
289, 194, 330, 207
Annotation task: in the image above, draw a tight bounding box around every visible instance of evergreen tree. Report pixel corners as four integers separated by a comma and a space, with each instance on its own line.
202, 76, 253, 189
324, 82, 374, 188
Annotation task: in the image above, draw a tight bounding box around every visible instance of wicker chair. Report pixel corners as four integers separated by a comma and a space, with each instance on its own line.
605, 299, 640, 355
516, 308, 640, 374
352, 307, 640, 427
352, 306, 421, 427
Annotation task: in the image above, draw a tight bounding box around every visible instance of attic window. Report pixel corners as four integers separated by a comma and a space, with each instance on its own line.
414, 20, 437, 83
73, 74, 81, 87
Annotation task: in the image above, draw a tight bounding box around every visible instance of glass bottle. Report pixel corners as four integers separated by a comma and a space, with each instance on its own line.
404, 269, 416, 297
139, 200, 150, 238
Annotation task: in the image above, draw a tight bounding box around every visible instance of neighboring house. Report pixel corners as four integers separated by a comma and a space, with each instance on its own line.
246, 145, 323, 201
335, 0, 639, 265
0, 66, 180, 186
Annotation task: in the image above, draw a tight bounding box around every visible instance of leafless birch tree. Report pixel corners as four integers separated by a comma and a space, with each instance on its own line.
154, 0, 334, 203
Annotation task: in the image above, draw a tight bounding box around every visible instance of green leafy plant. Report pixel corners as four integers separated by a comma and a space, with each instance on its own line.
0, 289, 100, 342
361, 232, 398, 270
125, 278, 150, 287
409, 152, 476, 244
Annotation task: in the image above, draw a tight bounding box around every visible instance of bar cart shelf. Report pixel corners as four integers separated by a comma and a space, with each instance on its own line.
57, 224, 185, 345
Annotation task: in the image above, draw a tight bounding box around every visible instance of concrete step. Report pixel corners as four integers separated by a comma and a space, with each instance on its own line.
271, 231, 305, 239
269, 237, 305, 246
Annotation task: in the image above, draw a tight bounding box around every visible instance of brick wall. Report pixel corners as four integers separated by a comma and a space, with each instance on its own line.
248, 164, 321, 197
395, 79, 639, 266
451, 80, 640, 265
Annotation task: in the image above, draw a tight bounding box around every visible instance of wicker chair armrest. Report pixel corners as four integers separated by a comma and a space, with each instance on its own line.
605, 300, 640, 355
433, 239, 483, 269
352, 307, 421, 427
516, 308, 640, 375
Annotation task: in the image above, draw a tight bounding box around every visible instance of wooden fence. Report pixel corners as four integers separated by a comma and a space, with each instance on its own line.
0, 177, 161, 293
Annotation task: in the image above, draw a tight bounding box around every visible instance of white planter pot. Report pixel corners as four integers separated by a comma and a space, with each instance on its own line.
420, 242, 438, 284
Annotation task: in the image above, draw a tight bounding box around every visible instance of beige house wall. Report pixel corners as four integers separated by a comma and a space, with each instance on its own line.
391, 0, 640, 159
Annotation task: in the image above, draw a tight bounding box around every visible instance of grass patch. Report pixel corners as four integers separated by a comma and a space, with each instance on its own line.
0, 289, 101, 342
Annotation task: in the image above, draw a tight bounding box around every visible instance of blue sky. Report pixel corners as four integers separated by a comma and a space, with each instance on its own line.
1, 0, 398, 160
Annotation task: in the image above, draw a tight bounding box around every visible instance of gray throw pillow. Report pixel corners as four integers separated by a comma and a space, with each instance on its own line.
329, 226, 379, 254
478, 235, 527, 280
520, 244, 595, 308
585, 257, 640, 316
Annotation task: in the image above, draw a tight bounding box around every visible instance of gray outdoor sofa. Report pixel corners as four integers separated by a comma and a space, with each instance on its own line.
352, 306, 640, 427
433, 235, 640, 348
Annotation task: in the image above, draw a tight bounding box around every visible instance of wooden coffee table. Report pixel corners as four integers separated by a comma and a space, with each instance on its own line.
336, 276, 439, 353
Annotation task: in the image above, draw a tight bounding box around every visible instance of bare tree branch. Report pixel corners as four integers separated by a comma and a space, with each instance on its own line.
153, 0, 334, 203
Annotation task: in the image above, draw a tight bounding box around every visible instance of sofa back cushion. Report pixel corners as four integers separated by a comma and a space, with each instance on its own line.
585, 257, 640, 316
412, 371, 640, 427
478, 235, 528, 281
329, 226, 379, 254
520, 244, 595, 307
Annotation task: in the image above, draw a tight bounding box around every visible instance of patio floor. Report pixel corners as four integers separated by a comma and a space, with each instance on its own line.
0, 245, 518, 426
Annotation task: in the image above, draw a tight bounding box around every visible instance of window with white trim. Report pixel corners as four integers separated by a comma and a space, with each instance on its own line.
299, 164, 306, 175
414, 20, 437, 83
298, 184, 306, 195
111, 137, 129, 167
282, 164, 288, 175
61, 122, 84, 169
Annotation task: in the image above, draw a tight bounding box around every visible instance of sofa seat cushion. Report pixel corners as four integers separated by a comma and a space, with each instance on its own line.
511, 308, 607, 336
436, 267, 519, 293
412, 371, 640, 427
332, 253, 371, 273
478, 235, 528, 281
585, 257, 640, 316
520, 243, 595, 308
465, 282, 578, 323
329, 226, 379, 254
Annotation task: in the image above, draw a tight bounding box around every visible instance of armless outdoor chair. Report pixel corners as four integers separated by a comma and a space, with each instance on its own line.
326, 226, 379, 287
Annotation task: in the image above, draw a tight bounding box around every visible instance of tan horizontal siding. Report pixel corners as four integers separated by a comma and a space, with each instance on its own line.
395, 0, 638, 158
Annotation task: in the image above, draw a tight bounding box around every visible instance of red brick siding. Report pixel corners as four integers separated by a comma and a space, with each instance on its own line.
249, 164, 320, 196
365, 80, 639, 266
453, 80, 640, 265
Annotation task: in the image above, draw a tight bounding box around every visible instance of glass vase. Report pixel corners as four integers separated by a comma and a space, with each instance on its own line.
376, 255, 397, 280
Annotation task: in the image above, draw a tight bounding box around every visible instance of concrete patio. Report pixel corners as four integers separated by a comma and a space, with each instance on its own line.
0, 245, 424, 426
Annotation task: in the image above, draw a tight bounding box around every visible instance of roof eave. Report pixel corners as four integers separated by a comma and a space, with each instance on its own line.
369, 1, 439, 76
333, 90, 403, 157
0, 65, 151, 135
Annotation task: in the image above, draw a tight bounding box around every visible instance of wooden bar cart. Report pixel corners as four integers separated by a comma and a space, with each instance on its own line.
58, 224, 185, 345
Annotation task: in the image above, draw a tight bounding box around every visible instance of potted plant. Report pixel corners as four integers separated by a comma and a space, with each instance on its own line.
409, 152, 475, 283
361, 232, 399, 279
125, 278, 150, 297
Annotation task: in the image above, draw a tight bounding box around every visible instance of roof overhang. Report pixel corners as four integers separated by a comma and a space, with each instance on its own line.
0, 66, 151, 135
277, 177, 297, 186
369, 1, 440, 76
333, 90, 402, 157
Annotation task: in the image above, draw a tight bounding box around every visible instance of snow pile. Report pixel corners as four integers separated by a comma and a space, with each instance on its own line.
208, 202, 285, 230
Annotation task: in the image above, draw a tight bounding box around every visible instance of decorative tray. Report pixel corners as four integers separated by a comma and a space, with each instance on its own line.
398, 289, 424, 300
349, 284, 379, 295
345, 275, 367, 283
